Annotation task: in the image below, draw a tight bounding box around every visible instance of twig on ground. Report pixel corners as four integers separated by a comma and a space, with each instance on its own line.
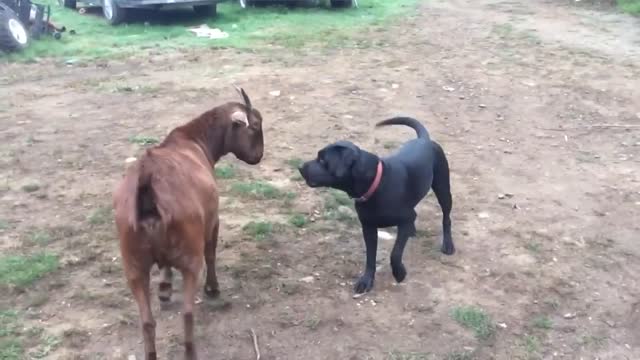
250, 328, 260, 360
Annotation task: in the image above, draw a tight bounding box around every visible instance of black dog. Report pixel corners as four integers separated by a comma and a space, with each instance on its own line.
298, 117, 455, 294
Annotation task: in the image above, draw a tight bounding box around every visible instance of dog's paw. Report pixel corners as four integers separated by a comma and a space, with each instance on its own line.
441, 240, 456, 255
354, 273, 375, 294
391, 262, 407, 283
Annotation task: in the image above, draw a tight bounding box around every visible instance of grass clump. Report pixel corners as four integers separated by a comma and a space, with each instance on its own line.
0, 253, 59, 288
128, 135, 159, 146
288, 213, 308, 228
0, 310, 22, 360
451, 305, 495, 341
2, 0, 419, 62
618, 0, 640, 15
531, 315, 552, 330
214, 164, 236, 179
231, 181, 282, 199
25, 231, 52, 246
88, 207, 112, 225
387, 352, 431, 360
242, 221, 274, 240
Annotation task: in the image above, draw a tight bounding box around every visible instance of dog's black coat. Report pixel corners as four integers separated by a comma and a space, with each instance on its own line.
299, 117, 455, 294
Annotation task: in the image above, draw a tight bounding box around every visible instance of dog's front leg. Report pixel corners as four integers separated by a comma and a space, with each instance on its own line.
354, 225, 378, 294
390, 222, 416, 283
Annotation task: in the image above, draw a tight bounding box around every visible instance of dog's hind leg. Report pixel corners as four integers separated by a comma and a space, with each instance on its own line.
431, 142, 455, 255
390, 222, 417, 283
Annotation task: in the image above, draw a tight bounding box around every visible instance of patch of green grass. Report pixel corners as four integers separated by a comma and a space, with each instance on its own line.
383, 141, 399, 150
451, 306, 495, 341
618, 0, 640, 15
25, 231, 53, 246
0, 253, 59, 288
288, 213, 308, 228
444, 351, 474, 360
2, 0, 419, 62
285, 158, 304, 169
128, 135, 160, 146
387, 352, 431, 360
304, 317, 321, 330
525, 242, 541, 253
0, 311, 23, 359
322, 189, 357, 223
523, 335, 540, 356
0, 311, 61, 360
214, 163, 236, 179
88, 207, 112, 225
0, 219, 9, 230
231, 181, 283, 199
242, 221, 274, 240
531, 315, 552, 330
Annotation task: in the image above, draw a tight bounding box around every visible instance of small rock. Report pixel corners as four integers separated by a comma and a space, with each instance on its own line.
563, 312, 577, 319
299, 276, 314, 283
21, 183, 40, 193
343, 115, 354, 119
352, 293, 365, 299
497, 322, 507, 328
125, 157, 137, 164
478, 104, 487, 109
269, 90, 281, 97
391, 83, 399, 89
443, 86, 455, 92
478, 212, 490, 219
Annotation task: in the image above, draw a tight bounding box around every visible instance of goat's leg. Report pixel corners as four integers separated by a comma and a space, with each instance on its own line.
204, 222, 220, 298
158, 266, 173, 304
129, 272, 157, 360
181, 269, 199, 360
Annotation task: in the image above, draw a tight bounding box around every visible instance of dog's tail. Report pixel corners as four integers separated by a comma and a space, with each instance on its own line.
375, 117, 430, 139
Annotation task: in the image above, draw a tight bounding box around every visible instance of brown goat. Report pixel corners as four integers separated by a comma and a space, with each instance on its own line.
112, 87, 264, 360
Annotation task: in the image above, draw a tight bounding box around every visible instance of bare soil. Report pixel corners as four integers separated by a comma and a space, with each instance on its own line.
1, 0, 639, 359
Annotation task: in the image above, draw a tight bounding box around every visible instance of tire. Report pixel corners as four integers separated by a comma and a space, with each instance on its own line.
0, 9, 29, 53
58, 0, 77, 9
330, 0, 352, 7
193, 4, 216, 16
102, 0, 126, 25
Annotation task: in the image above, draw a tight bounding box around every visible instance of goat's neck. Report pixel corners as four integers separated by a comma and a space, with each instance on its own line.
167, 113, 230, 168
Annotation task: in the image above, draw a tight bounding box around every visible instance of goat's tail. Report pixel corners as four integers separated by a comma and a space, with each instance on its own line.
120, 154, 167, 239
375, 117, 430, 140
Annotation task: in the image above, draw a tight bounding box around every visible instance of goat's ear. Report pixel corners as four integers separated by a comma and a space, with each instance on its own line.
231, 111, 249, 127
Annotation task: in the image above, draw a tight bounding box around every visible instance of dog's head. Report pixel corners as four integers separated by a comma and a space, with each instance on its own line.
298, 141, 362, 190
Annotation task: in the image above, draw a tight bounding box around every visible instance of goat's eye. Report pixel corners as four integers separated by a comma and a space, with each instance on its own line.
318, 158, 326, 166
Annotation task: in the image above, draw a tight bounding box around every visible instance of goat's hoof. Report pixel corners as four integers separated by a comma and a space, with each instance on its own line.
204, 285, 220, 298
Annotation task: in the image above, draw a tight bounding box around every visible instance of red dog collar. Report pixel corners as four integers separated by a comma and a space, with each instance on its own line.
355, 161, 383, 202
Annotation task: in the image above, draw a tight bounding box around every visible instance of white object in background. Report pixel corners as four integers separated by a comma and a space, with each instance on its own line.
188, 24, 229, 39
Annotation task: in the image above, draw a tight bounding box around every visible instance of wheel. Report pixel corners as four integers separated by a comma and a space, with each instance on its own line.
193, 4, 216, 16
0, 9, 29, 53
58, 0, 77, 9
330, 0, 352, 7
102, 0, 126, 25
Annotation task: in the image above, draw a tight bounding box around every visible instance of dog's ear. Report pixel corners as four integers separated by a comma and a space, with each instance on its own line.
334, 147, 358, 178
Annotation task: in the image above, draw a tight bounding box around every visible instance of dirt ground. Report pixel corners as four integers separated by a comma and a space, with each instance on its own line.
1, 0, 640, 358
